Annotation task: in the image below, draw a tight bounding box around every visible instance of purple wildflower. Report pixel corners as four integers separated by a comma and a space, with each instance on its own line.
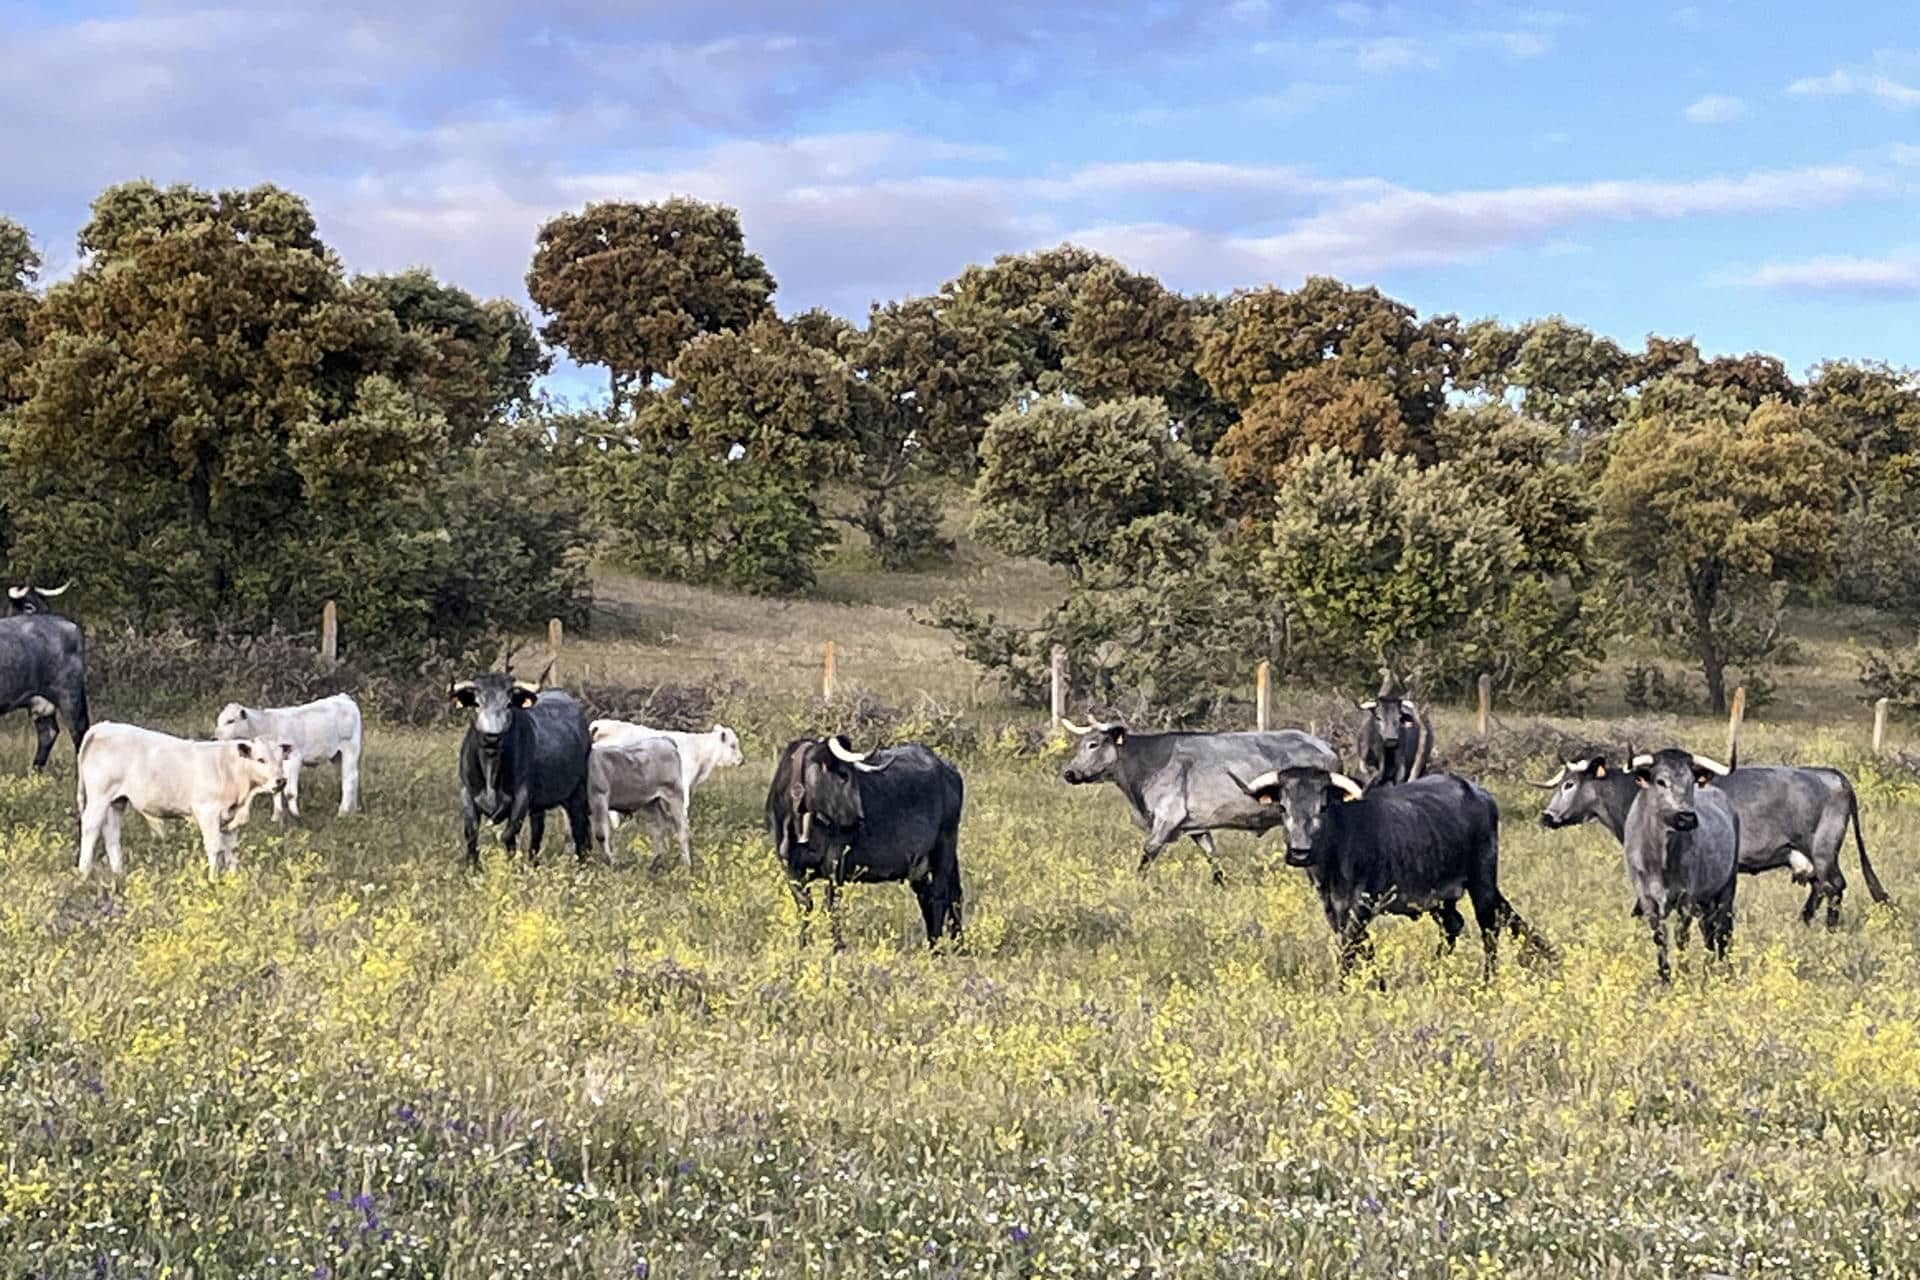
1361, 1196, 1383, 1216
324, 1189, 343, 1203
1009, 1226, 1031, 1244
349, 1193, 374, 1212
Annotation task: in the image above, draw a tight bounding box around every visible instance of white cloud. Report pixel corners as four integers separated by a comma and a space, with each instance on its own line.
1723, 252, 1920, 297
1684, 94, 1747, 124
1789, 67, 1920, 109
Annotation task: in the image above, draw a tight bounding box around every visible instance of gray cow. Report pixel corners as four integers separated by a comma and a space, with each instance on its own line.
1537, 752, 1888, 928
1356, 672, 1431, 786
1538, 751, 1737, 982
1059, 719, 1341, 884
588, 736, 691, 870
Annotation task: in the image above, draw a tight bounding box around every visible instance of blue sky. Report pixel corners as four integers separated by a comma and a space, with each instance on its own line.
4, 0, 1918, 401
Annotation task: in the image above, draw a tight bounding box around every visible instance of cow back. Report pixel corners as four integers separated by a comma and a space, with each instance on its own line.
1321, 773, 1496, 894
0, 614, 86, 710
524, 692, 590, 806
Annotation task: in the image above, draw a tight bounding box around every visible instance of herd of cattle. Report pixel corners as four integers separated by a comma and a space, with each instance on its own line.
0, 588, 1896, 982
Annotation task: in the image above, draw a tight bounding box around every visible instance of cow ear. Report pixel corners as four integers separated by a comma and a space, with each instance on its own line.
281, 742, 296, 760
510, 686, 539, 708
1593, 762, 1607, 777
235, 742, 254, 759
1113, 731, 1125, 746
1694, 769, 1715, 788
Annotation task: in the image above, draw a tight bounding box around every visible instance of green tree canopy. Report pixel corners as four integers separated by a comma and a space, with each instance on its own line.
526, 198, 775, 410
354, 270, 547, 427
1596, 391, 1844, 710
971, 396, 1221, 578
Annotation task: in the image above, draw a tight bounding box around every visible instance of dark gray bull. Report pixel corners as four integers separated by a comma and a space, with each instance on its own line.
1356, 674, 1431, 786
0, 611, 91, 770
1232, 767, 1555, 980
1537, 753, 1887, 928
1059, 719, 1341, 884
451, 670, 590, 869
765, 736, 964, 949
7, 580, 71, 615
1537, 751, 1737, 982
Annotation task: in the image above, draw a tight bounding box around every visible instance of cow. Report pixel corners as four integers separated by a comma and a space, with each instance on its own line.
7, 580, 70, 616
1230, 766, 1556, 980
0, 611, 90, 771
1536, 753, 1887, 929
451, 670, 590, 869
765, 735, 963, 949
587, 719, 743, 832
75, 722, 293, 875
213, 693, 363, 820
1356, 672, 1432, 787
1536, 751, 1737, 982
588, 736, 690, 869
1058, 719, 1342, 884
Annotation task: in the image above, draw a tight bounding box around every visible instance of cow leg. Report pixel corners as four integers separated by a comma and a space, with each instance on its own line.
591, 795, 614, 867
1189, 832, 1226, 888
667, 791, 691, 871
1799, 881, 1822, 926
1138, 810, 1185, 877
935, 825, 964, 945
31, 712, 58, 772
1642, 898, 1672, 984
1432, 901, 1465, 956
788, 877, 815, 947
566, 784, 591, 863
78, 794, 109, 876
1334, 906, 1374, 981
220, 825, 240, 874
825, 879, 845, 952
281, 753, 302, 821
338, 742, 361, 815
462, 790, 482, 872
912, 878, 942, 948
645, 801, 674, 872
196, 807, 226, 876
528, 808, 547, 860
102, 800, 128, 876
1822, 866, 1848, 931
1674, 911, 1692, 954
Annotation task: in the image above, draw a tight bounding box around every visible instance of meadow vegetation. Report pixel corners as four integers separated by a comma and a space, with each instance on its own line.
3, 553, 1920, 1278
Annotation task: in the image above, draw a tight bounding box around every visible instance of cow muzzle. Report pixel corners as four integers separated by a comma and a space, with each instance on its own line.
1060, 768, 1086, 785
1667, 810, 1698, 832
1539, 812, 1571, 829
1284, 845, 1316, 867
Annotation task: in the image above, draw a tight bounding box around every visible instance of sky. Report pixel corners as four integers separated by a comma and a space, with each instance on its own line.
3, 0, 1919, 402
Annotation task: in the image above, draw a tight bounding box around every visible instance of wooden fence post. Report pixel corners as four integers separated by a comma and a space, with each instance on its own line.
547, 617, 563, 682
1874, 696, 1891, 754
1050, 646, 1067, 726
1476, 674, 1491, 737
320, 599, 338, 665
822, 640, 836, 701
1256, 660, 1271, 732
1725, 685, 1746, 764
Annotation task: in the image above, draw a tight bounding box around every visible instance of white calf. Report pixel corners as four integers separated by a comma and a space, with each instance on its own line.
77, 723, 292, 875
587, 721, 743, 831
214, 693, 363, 819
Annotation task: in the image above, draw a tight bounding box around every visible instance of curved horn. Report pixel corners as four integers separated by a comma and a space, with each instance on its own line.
1329, 772, 1365, 801
1059, 718, 1095, 735
798, 811, 812, 846
1406, 700, 1431, 779
1690, 753, 1730, 777
40, 581, 70, 597
1525, 764, 1568, 790
1358, 699, 1377, 711
512, 680, 541, 697
1630, 753, 1654, 769
828, 735, 873, 765
6, 587, 24, 599
1234, 769, 1281, 796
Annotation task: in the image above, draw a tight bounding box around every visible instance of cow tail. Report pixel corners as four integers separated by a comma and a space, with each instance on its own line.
75, 725, 94, 815
1847, 783, 1891, 905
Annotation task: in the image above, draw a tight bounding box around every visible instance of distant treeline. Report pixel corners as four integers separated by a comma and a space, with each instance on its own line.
3, 184, 1917, 712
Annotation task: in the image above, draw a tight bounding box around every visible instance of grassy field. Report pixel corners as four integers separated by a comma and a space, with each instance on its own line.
4, 546, 1920, 1277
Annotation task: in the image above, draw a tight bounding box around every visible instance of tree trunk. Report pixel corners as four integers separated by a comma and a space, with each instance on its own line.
1688, 564, 1727, 714
185, 459, 226, 610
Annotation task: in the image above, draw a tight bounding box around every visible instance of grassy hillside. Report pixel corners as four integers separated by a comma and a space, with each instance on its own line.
3, 541, 1920, 1277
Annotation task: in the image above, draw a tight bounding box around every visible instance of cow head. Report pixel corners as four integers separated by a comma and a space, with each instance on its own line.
1059, 719, 1126, 784
1533, 756, 1618, 828
233, 738, 296, 795
450, 669, 543, 742
791, 735, 887, 841
1630, 748, 1727, 832
7, 580, 70, 615
212, 702, 256, 741
711, 724, 745, 769
1228, 766, 1365, 865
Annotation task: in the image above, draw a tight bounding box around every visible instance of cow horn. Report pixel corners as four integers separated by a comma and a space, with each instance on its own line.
1059, 718, 1095, 735
828, 735, 884, 771
449, 679, 477, 703
1358, 699, 1377, 711
1329, 772, 1365, 801
1526, 764, 1568, 790
1630, 753, 1654, 769
1234, 769, 1281, 795
1691, 753, 1731, 777
798, 811, 812, 845
5, 587, 24, 599
40, 581, 69, 597
512, 680, 541, 697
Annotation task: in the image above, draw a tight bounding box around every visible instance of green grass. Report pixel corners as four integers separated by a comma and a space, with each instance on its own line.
5, 557, 1920, 1277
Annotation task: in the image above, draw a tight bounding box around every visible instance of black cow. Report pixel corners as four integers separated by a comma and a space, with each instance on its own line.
450, 671, 589, 869
1233, 767, 1555, 980
766, 735, 963, 948
0, 612, 90, 771
7, 580, 71, 616
1356, 673, 1431, 786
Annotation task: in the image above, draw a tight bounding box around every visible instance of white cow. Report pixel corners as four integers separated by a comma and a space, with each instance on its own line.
76, 722, 293, 875
588, 736, 691, 868
587, 721, 743, 830
213, 693, 363, 819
